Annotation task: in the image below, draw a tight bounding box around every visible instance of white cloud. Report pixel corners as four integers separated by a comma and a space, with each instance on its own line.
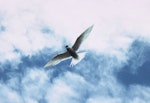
0, 0, 150, 103
87, 97, 122, 103
21, 69, 49, 102
45, 80, 77, 103
128, 85, 150, 102
0, 83, 22, 103
1, 0, 150, 61
0, 8, 62, 62
45, 71, 90, 103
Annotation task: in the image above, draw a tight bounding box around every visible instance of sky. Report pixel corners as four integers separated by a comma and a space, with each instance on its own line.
0, 0, 150, 103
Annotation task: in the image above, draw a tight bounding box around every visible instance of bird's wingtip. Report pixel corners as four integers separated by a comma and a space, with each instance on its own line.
88, 25, 94, 30
90, 24, 94, 28
43, 63, 51, 68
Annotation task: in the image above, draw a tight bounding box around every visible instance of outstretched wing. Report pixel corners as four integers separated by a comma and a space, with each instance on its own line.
44, 52, 70, 68
72, 25, 94, 51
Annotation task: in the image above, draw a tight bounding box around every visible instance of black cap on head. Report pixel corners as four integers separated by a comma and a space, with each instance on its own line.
65, 45, 68, 48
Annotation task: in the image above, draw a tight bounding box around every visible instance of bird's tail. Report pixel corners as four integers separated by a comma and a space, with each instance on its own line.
70, 52, 86, 67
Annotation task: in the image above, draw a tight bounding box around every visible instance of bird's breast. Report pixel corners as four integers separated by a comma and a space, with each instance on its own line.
67, 48, 78, 59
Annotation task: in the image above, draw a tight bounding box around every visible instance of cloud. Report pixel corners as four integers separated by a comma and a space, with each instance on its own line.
21, 69, 49, 103
0, 0, 150, 103
0, 82, 22, 103
87, 97, 122, 103
126, 85, 150, 103
117, 40, 150, 86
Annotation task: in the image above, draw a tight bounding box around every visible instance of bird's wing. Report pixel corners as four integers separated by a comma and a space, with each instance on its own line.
72, 25, 94, 51
44, 52, 70, 68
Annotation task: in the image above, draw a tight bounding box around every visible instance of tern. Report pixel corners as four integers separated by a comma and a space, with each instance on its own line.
44, 25, 94, 68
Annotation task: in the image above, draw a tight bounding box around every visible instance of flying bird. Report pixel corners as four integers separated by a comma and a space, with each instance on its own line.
44, 25, 94, 68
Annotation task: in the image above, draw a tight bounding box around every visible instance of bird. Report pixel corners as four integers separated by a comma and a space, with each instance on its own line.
44, 25, 94, 68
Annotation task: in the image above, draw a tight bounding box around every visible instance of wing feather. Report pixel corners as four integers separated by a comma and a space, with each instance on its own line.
44, 52, 70, 68
72, 25, 93, 51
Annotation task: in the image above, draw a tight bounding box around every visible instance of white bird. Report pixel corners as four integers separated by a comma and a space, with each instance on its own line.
44, 25, 94, 68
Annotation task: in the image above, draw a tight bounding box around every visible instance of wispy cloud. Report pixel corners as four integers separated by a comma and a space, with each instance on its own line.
0, 0, 150, 103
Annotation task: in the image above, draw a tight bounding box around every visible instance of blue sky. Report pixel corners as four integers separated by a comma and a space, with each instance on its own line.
0, 0, 150, 103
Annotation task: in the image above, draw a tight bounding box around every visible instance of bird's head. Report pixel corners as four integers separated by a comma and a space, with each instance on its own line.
65, 45, 69, 48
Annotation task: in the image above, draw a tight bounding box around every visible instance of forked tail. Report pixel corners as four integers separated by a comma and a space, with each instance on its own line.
70, 52, 86, 67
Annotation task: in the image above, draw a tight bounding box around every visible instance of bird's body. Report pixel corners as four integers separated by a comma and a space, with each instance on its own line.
65, 46, 79, 59
44, 25, 94, 68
